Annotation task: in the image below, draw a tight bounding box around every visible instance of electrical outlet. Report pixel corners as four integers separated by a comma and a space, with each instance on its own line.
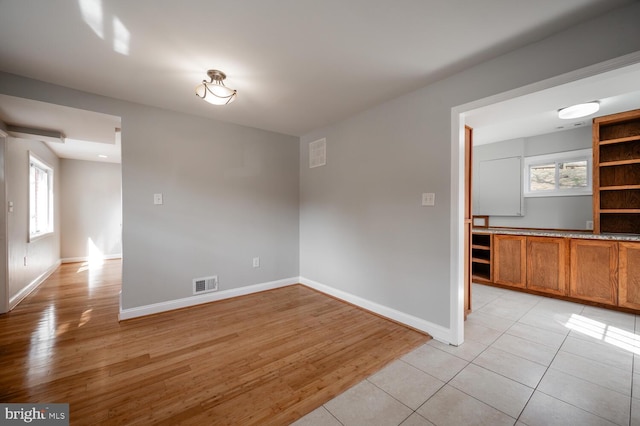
253, 257, 260, 268
586, 220, 594, 230
153, 193, 163, 205
421, 193, 435, 206
24, 256, 27, 266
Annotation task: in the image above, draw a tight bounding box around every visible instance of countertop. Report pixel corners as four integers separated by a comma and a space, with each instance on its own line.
472, 227, 640, 241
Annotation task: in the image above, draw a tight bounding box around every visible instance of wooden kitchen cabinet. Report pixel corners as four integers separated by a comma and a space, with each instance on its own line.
479, 232, 640, 313
493, 234, 526, 288
569, 239, 618, 305
619, 242, 640, 309
526, 237, 569, 296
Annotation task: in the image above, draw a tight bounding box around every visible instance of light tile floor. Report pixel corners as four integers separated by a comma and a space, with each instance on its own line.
292, 284, 640, 426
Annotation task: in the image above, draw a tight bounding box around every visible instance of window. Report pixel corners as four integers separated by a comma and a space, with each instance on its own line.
524, 149, 592, 197
29, 153, 54, 240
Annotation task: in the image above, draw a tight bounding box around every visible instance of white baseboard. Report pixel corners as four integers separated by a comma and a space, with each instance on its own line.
299, 276, 454, 344
9, 260, 62, 310
119, 276, 299, 320
118, 275, 455, 344
61, 254, 122, 263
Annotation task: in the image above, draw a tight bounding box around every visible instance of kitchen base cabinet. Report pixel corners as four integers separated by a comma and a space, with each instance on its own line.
619, 242, 640, 309
494, 235, 526, 289
569, 239, 618, 306
526, 237, 568, 296
474, 231, 640, 314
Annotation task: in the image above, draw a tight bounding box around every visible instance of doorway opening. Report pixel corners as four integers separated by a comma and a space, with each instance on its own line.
0, 96, 123, 313
450, 52, 640, 346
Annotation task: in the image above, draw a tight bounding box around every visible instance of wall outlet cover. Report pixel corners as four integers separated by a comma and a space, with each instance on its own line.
422, 193, 435, 206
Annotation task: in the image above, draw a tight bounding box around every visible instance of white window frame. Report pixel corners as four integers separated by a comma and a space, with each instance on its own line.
29, 152, 54, 241
523, 148, 592, 198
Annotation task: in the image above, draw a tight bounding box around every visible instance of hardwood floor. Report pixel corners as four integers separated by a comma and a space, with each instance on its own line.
0, 260, 430, 425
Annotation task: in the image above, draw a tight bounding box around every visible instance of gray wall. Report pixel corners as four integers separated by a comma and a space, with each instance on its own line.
122, 108, 300, 308
300, 3, 640, 331
0, 76, 300, 311
473, 126, 593, 229
6, 136, 60, 306
60, 159, 122, 260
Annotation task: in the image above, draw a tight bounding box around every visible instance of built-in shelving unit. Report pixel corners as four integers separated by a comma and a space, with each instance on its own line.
593, 109, 640, 234
471, 233, 492, 283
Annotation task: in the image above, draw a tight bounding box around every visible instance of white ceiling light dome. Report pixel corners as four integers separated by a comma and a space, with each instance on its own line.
195, 70, 237, 106
558, 101, 600, 119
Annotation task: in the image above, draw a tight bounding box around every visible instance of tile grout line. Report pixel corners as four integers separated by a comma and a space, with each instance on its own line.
512, 302, 575, 424
474, 287, 595, 425
485, 290, 551, 425
318, 285, 637, 426
489, 289, 633, 426
409, 294, 508, 420
409, 289, 540, 424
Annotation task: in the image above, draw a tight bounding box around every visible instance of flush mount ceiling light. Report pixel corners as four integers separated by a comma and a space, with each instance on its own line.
195, 70, 237, 105
558, 101, 600, 120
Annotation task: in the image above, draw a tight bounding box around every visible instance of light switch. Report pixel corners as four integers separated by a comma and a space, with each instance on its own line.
153, 193, 163, 205
422, 193, 435, 206
8, 201, 13, 213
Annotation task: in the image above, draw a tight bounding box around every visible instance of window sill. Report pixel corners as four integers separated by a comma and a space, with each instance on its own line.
523, 191, 591, 198
29, 231, 54, 243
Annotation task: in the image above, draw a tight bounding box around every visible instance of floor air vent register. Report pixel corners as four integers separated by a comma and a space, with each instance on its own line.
193, 276, 218, 295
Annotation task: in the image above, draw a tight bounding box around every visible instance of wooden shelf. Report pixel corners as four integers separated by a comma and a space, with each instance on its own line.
472, 274, 491, 282
600, 209, 640, 214
600, 185, 640, 191
472, 244, 490, 250
472, 258, 490, 265
599, 135, 640, 145
599, 158, 640, 167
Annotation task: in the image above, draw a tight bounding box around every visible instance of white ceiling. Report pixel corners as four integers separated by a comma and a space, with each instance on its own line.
0, 94, 121, 163
0, 0, 636, 141
467, 62, 640, 145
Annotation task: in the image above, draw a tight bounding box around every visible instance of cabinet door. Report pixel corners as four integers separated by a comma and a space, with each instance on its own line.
619, 242, 640, 310
475, 157, 523, 216
569, 240, 618, 305
526, 237, 568, 296
494, 235, 526, 288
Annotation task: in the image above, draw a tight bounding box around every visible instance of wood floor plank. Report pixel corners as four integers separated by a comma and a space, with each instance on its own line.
0, 260, 430, 424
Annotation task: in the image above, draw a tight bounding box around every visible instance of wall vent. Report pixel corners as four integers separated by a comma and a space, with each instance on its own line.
309, 138, 326, 168
193, 275, 218, 295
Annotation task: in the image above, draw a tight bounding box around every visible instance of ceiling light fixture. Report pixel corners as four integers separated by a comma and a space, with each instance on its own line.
558, 101, 600, 120
195, 70, 237, 105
